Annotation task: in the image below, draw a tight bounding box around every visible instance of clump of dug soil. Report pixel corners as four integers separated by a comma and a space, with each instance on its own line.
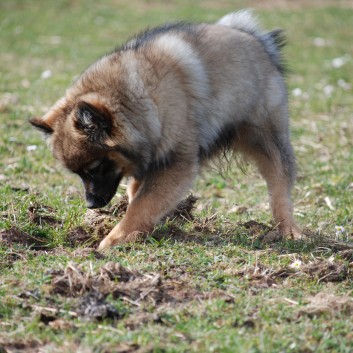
299, 292, 353, 317
0, 226, 48, 250
68, 194, 198, 247
47, 261, 217, 321
50, 261, 169, 305
232, 257, 350, 288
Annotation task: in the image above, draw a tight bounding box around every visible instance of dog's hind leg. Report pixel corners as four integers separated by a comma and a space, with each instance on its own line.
236, 123, 301, 239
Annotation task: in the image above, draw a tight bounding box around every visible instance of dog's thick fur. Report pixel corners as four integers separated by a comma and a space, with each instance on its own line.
30, 10, 301, 250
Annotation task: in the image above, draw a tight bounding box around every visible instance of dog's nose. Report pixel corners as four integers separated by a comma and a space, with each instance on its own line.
86, 193, 107, 209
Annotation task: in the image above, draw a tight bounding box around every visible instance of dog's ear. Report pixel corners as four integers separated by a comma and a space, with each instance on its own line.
29, 97, 67, 136
75, 101, 112, 143
29, 117, 54, 135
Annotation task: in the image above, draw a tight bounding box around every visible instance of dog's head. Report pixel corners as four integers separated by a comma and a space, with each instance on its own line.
31, 56, 162, 208
30, 94, 128, 208
30, 89, 153, 208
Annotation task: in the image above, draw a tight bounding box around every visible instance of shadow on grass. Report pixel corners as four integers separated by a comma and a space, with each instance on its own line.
150, 217, 353, 258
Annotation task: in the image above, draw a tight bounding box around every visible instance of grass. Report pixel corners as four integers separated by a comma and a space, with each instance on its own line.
1, 0, 353, 352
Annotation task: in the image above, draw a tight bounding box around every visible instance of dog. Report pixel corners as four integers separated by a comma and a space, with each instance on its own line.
30, 9, 301, 250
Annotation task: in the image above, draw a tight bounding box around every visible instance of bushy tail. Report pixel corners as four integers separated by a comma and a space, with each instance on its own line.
217, 9, 286, 73
217, 9, 260, 34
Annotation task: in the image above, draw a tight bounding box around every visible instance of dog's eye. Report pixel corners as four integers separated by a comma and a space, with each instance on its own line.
86, 160, 103, 175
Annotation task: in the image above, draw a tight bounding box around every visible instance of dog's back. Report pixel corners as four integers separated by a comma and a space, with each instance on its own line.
113, 10, 288, 162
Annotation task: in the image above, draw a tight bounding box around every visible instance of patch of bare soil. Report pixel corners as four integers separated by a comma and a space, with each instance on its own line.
192, 213, 219, 234
0, 227, 48, 250
50, 262, 140, 297
83, 210, 115, 236
239, 220, 272, 235
109, 194, 130, 215
71, 247, 106, 259
152, 213, 234, 245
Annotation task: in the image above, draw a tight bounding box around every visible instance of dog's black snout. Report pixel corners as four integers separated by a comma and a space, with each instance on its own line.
86, 193, 108, 209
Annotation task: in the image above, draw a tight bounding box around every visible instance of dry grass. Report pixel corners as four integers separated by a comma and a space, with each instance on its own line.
299, 292, 353, 316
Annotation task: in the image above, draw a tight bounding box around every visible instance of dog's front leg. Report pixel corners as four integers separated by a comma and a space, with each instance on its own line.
98, 156, 198, 250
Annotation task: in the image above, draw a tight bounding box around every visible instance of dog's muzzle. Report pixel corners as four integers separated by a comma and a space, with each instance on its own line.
85, 192, 109, 209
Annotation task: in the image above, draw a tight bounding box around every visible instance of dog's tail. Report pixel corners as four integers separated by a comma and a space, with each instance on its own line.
217, 9, 286, 73
217, 9, 260, 34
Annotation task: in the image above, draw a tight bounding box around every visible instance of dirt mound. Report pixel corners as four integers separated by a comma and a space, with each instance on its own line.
49, 262, 184, 305
108, 194, 130, 215
50, 262, 140, 297
47, 261, 215, 321
299, 292, 353, 317
0, 227, 48, 250
232, 258, 350, 288
66, 197, 127, 247
300, 259, 349, 283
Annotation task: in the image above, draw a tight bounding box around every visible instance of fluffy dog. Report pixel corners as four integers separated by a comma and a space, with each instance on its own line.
30, 10, 301, 250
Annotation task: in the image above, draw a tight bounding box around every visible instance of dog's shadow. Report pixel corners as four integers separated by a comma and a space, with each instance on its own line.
150, 216, 309, 253
150, 215, 353, 259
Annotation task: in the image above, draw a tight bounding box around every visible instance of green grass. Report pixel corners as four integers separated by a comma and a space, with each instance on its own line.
1, 1, 353, 352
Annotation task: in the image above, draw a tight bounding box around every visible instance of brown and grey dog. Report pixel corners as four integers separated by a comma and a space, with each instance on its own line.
30, 10, 301, 250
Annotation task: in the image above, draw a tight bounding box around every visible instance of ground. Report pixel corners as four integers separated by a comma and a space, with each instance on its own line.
0, 0, 352, 352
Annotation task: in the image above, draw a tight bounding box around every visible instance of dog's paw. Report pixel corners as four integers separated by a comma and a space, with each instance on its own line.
97, 237, 114, 252
280, 224, 302, 240
98, 230, 144, 251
